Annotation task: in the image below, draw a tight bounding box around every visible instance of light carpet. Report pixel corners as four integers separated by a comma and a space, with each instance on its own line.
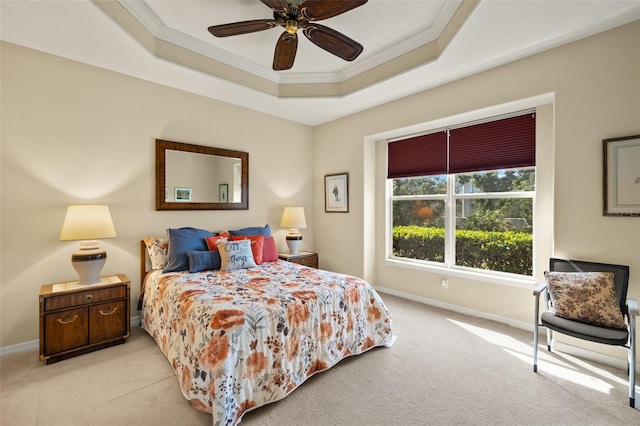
1, 293, 639, 425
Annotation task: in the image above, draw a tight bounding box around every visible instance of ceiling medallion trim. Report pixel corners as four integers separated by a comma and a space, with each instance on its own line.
92, 0, 477, 98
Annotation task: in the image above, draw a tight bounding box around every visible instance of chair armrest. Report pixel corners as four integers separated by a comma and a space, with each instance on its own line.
533, 283, 547, 297
533, 283, 548, 322
626, 298, 639, 317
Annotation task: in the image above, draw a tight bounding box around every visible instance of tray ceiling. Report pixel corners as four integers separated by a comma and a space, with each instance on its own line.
93, 0, 473, 97
2, 0, 639, 125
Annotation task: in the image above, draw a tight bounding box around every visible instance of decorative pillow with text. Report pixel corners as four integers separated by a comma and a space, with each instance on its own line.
216, 239, 257, 271
231, 234, 264, 264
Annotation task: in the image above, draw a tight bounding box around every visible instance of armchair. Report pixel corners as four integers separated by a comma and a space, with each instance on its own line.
533, 258, 638, 407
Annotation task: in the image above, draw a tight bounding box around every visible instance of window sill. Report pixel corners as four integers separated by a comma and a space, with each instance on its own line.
384, 258, 536, 289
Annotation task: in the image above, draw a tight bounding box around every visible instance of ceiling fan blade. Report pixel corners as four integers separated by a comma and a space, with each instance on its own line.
208, 19, 280, 37
260, 0, 289, 14
303, 23, 363, 61
273, 31, 298, 71
300, 0, 368, 21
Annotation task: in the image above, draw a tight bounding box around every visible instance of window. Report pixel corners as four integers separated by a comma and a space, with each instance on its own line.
388, 112, 536, 277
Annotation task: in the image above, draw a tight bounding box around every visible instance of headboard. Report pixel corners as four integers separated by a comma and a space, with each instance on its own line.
140, 240, 149, 287
138, 240, 152, 310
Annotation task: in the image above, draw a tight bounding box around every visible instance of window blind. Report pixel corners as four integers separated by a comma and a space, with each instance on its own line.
387, 130, 447, 178
449, 113, 535, 174
387, 112, 535, 178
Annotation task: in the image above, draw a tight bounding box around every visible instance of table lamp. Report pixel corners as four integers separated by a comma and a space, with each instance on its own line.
59, 204, 117, 284
280, 206, 306, 255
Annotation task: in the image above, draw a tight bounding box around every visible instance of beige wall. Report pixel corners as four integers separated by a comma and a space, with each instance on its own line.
313, 22, 640, 361
2, 22, 639, 362
0, 42, 314, 347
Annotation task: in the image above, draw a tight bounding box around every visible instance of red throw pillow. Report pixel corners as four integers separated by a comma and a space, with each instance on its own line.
205, 235, 228, 251
231, 234, 265, 264
262, 236, 278, 262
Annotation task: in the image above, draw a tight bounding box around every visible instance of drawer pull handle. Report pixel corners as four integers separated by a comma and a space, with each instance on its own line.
57, 315, 79, 325
85, 294, 94, 301
99, 307, 118, 316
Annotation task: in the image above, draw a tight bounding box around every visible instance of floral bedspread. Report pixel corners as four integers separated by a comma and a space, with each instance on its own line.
141, 260, 393, 425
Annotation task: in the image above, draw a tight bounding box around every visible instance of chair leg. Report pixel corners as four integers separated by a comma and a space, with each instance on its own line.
532, 293, 546, 373
629, 354, 635, 408
629, 315, 636, 408
533, 320, 539, 373
546, 328, 553, 351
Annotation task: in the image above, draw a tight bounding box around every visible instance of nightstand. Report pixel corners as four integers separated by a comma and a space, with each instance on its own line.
39, 274, 130, 364
278, 251, 318, 269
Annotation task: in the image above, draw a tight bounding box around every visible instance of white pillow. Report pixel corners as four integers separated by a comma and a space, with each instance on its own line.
143, 236, 168, 270
216, 239, 257, 271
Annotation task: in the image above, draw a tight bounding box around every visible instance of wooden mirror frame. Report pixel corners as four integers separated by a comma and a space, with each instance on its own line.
156, 139, 249, 210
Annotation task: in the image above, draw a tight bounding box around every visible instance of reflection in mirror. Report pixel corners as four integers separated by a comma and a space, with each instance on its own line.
165, 150, 242, 203
156, 139, 248, 210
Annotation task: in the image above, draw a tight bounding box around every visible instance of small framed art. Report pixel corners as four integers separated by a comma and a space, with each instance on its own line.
325, 172, 349, 213
603, 134, 640, 216
219, 184, 229, 203
175, 187, 191, 202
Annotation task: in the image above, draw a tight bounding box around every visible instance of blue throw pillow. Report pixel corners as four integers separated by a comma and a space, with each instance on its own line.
163, 227, 215, 273
229, 224, 272, 237
187, 251, 221, 273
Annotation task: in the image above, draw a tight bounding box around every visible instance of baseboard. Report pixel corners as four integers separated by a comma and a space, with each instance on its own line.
0, 315, 141, 358
0, 339, 39, 357
375, 286, 639, 372
375, 286, 532, 331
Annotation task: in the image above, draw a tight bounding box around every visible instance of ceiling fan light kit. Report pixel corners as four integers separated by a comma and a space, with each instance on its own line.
208, 0, 367, 71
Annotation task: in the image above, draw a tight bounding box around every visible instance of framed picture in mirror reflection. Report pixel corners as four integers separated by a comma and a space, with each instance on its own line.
219, 184, 229, 203
175, 187, 191, 202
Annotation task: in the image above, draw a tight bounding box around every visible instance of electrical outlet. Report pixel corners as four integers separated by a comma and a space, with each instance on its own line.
441, 279, 449, 289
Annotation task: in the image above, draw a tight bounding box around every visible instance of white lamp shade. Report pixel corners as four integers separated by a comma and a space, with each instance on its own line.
60, 205, 116, 284
280, 207, 307, 230
60, 205, 117, 241
281, 207, 306, 255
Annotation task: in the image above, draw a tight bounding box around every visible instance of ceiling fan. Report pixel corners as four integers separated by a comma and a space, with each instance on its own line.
208, 0, 368, 71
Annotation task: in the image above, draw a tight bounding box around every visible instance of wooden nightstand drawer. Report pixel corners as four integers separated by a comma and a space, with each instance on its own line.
279, 252, 318, 269
44, 286, 126, 311
44, 308, 88, 355
89, 300, 127, 344
294, 256, 318, 268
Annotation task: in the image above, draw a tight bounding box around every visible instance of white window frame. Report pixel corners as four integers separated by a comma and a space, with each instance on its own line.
387, 168, 536, 280
376, 96, 554, 288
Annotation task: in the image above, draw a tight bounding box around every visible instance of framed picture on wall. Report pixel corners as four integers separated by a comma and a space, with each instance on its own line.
219, 184, 229, 203
603, 134, 640, 216
325, 173, 349, 213
175, 187, 191, 202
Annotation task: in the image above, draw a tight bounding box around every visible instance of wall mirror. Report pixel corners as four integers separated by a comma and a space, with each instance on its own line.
156, 139, 249, 210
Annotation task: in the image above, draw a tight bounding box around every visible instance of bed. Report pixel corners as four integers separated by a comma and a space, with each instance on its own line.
139, 227, 394, 425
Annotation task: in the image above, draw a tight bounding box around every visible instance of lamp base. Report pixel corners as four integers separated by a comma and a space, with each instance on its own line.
285, 235, 303, 255
72, 249, 107, 284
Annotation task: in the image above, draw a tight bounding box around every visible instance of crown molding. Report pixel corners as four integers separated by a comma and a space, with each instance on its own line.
92, 0, 477, 98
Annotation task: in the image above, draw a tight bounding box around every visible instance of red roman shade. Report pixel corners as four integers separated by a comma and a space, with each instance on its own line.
388, 112, 535, 178
387, 130, 447, 178
449, 113, 535, 174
